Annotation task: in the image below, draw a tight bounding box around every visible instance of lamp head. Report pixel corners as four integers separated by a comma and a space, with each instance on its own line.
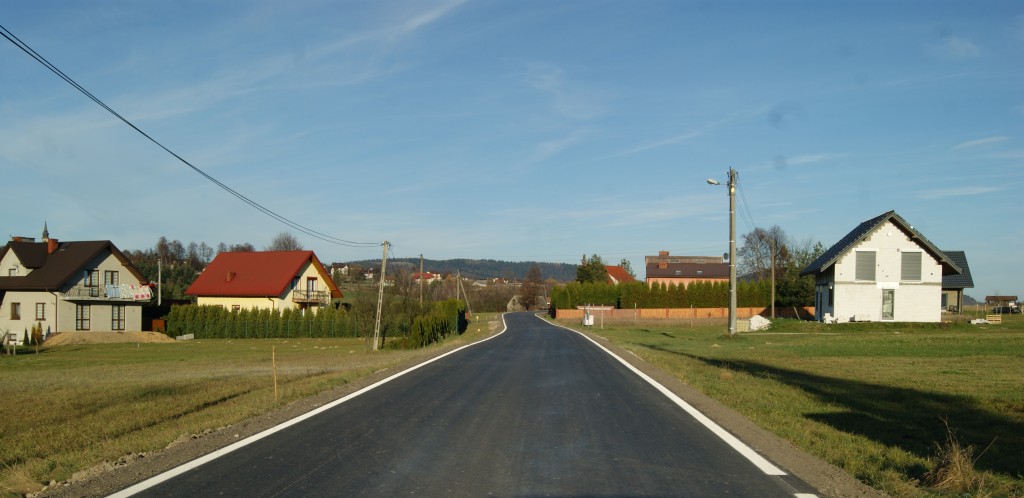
706, 178, 720, 185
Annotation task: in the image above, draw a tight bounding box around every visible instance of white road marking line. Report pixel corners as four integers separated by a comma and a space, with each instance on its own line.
544, 316, 788, 476
108, 315, 510, 497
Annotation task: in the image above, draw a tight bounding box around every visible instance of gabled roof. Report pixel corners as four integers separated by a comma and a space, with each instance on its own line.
800, 210, 961, 276
185, 251, 341, 298
646, 262, 729, 279
941, 251, 974, 289
0, 240, 146, 291
605, 265, 637, 284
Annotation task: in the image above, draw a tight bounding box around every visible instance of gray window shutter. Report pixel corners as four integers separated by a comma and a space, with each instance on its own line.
855, 251, 876, 281
901, 252, 922, 281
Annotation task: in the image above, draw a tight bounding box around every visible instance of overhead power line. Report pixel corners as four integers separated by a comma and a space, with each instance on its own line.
0, 24, 379, 249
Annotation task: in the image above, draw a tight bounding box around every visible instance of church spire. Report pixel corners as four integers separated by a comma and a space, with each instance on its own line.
42, 221, 49, 242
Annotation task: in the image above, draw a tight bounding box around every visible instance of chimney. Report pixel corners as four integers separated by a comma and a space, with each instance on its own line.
659, 250, 669, 257
47, 238, 59, 254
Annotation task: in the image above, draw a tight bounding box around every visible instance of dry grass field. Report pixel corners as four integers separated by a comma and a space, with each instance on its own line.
562, 311, 1023, 497
0, 314, 503, 496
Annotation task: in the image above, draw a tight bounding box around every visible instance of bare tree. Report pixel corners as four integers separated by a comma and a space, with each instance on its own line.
266, 232, 303, 251
519, 264, 544, 311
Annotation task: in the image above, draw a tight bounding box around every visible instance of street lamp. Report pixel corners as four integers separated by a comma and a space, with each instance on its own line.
707, 168, 738, 337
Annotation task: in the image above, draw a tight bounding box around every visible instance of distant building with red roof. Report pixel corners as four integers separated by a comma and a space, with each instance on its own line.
604, 265, 637, 285
186, 251, 341, 312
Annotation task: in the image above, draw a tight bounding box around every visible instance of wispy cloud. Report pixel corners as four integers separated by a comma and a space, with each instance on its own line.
522, 62, 608, 120
610, 113, 739, 158
611, 131, 702, 157
951, 136, 1010, 151
785, 153, 849, 166
528, 129, 591, 163
927, 33, 981, 59
915, 186, 1000, 200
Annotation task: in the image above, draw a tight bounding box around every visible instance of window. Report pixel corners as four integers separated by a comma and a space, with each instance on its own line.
292, 276, 300, 289
75, 304, 91, 330
111, 305, 125, 330
84, 269, 100, 297
901, 252, 922, 281
104, 270, 119, 286
10, 302, 20, 320
35, 303, 45, 320
232, 305, 241, 312
8, 267, 16, 276
881, 289, 895, 320
855, 251, 876, 281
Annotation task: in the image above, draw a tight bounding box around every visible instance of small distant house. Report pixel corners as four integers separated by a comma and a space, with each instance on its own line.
800, 211, 961, 323
185, 251, 341, 312
0, 227, 151, 340
985, 296, 1018, 307
645, 251, 728, 287
411, 272, 443, 284
605, 266, 637, 285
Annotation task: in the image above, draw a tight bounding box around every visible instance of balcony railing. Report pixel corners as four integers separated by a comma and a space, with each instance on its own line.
61, 284, 152, 302
292, 289, 329, 306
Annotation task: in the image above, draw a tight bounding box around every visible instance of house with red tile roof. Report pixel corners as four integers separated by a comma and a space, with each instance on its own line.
186, 251, 341, 312
604, 266, 636, 285
0, 228, 151, 340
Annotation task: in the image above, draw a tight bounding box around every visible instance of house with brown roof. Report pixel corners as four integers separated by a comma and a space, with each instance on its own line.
0, 229, 152, 341
644, 251, 728, 287
185, 251, 341, 312
800, 210, 961, 323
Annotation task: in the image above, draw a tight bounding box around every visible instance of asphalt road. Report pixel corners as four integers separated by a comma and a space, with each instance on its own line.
124, 312, 815, 497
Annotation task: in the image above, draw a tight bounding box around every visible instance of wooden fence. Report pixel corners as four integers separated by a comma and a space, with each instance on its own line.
553, 306, 815, 321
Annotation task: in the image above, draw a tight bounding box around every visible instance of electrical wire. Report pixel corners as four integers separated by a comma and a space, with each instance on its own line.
0, 24, 380, 249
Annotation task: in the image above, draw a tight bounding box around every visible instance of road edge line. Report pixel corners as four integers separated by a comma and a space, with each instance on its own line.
108, 314, 510, 497
540, 315, 787, 477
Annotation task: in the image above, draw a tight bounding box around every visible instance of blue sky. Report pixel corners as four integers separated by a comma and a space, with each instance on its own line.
1, 1, 1021, 299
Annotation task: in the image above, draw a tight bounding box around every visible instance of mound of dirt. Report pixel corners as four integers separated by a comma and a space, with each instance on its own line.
44, 332, 176, 346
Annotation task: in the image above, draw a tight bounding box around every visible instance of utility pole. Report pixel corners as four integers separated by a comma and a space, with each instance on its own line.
728, 168, 738, 336
373, 241, 389, 351
770, 236, 776, 320
157, 259, 162, 307
706, 170, 737, 336
419, 254, 424, 306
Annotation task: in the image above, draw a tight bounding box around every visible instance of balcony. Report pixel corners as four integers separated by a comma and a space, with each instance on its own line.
61, 284, 152, 302
292, 289, 329, 306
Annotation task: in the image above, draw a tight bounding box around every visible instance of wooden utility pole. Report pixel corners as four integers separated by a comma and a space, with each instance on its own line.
373, 241, 389, 351
419, 254, 424, 306
770, 236, 775, 320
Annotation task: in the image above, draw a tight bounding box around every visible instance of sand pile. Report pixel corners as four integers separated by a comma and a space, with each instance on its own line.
44, 331, 175, 346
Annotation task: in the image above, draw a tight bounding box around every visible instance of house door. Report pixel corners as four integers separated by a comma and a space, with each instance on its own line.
881, 289, 895, 320
306, 277, 316, 297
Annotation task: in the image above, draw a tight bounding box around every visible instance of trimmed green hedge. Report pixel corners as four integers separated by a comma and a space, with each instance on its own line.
549, 280, 771, 310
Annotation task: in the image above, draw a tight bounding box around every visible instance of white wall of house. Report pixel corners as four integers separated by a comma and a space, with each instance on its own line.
829, 220, 943, 323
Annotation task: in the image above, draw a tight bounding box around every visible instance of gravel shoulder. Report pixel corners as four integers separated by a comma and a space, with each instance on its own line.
41, 315, 882, 498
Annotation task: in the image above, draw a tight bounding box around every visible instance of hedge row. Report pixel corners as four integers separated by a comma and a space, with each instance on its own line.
166, 304, 358, 339
550, 280, 772, 310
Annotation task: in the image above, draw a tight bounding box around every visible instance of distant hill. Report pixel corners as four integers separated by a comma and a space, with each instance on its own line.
341, 258, 577, 282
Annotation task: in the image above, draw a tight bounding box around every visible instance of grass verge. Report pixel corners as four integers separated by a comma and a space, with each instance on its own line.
0, 313, 503, 496
563, 314, 1023, 497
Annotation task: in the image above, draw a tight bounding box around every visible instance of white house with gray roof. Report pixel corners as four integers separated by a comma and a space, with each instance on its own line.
800, 211, 962, 323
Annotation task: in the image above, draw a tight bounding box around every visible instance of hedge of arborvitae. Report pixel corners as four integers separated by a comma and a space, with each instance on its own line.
549, 280, 772, 310
165, 304, 358, 339
395, 299, 468, 349
165, 299, 467, 346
